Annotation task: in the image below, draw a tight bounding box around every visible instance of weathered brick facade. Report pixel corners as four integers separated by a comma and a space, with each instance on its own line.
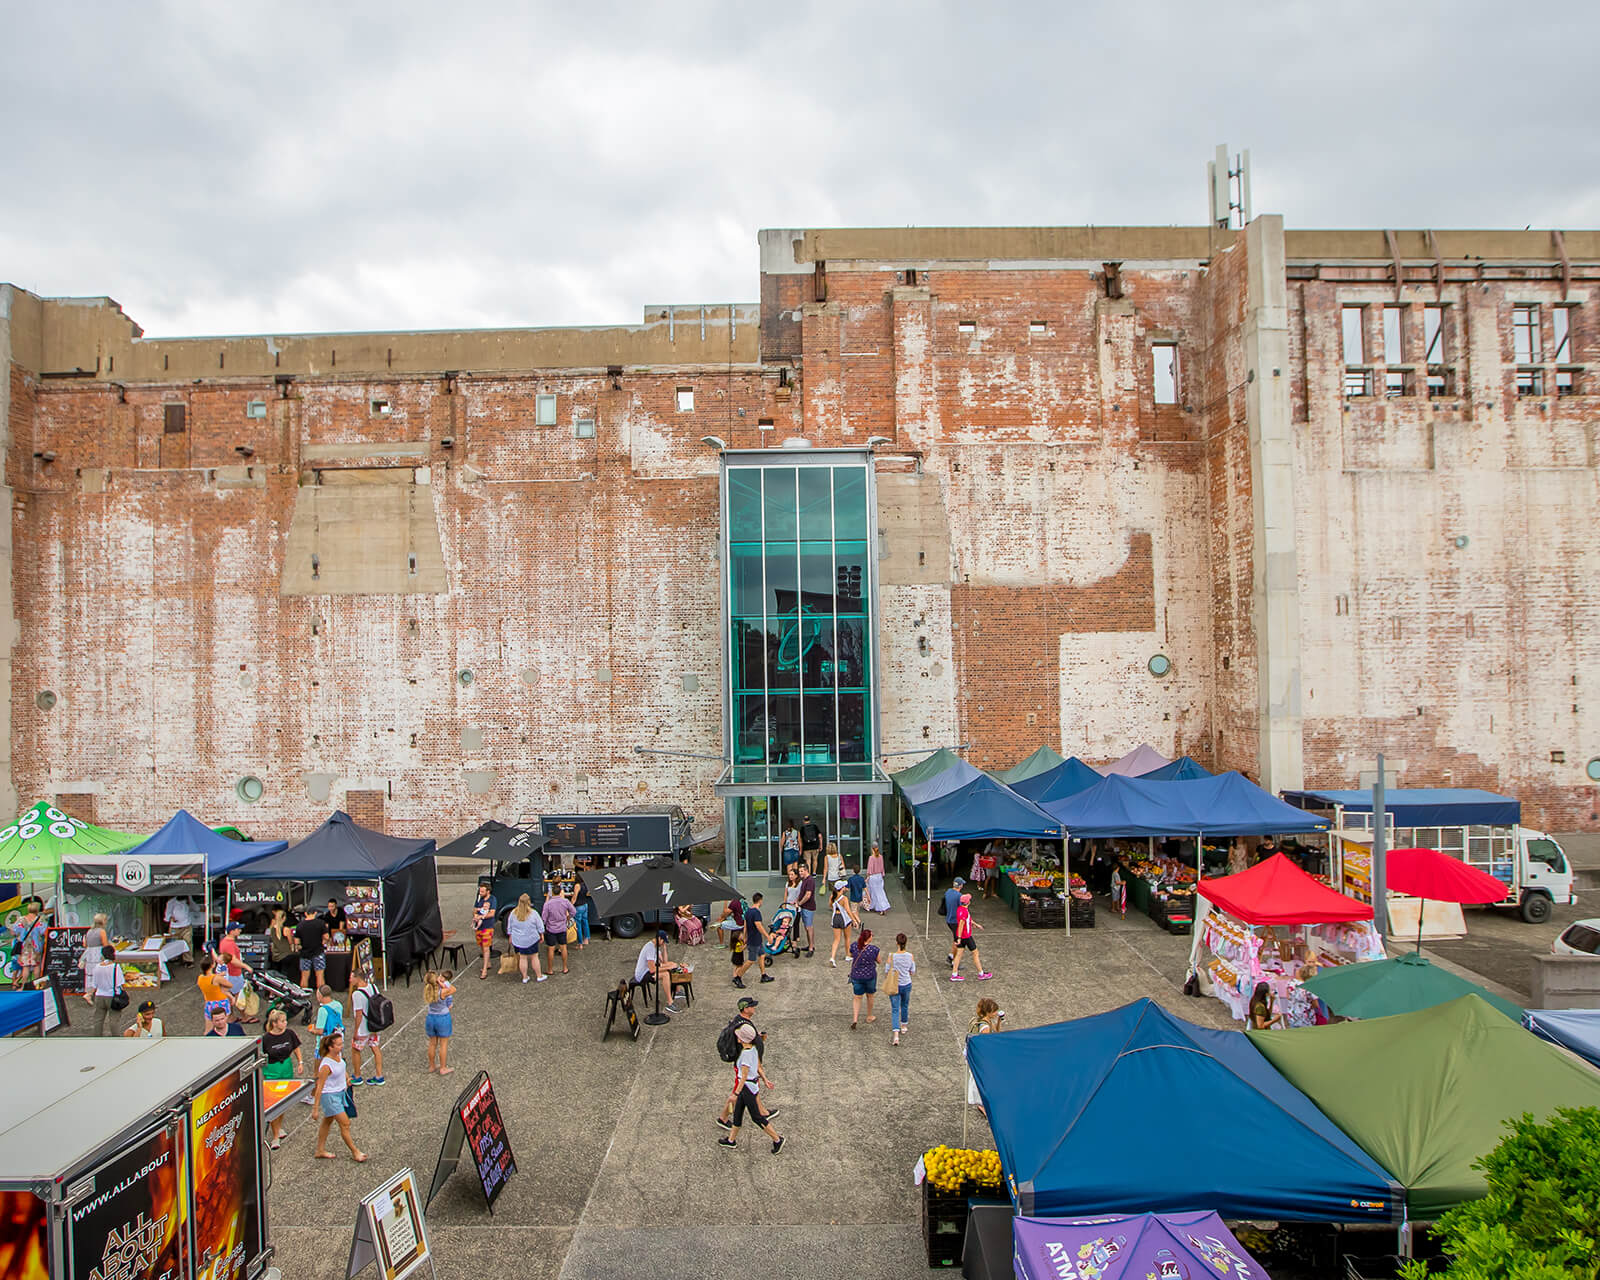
2, 219, 1597, 837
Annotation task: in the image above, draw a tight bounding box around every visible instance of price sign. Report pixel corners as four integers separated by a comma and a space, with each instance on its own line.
424, 1071, 516, 1214
43, 925, 87, 991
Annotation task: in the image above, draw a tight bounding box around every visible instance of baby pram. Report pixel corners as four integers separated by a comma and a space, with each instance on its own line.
764, 905, 797, 958
250, 968, 315, 1025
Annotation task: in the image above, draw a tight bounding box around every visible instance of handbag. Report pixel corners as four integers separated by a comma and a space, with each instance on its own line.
498, 954, 519, 975
344, 1085, 358, 1118
566, 923, 579, 944
109, 967, 129, 1012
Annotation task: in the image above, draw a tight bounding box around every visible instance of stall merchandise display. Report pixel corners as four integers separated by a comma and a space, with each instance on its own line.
917, 1146, 1005, 1269
1201, 908, 1382, 1025
1117, 855, 1196, 933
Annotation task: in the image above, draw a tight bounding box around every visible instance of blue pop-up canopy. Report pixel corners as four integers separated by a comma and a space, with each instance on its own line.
897, 755, 986, 805
1281, 788, 1520, 828
1140, 755, 1212, 782
968, 998, 1401, 1222
1011, 756, 1105, 805
122, 808, 287, 877
911, 775, 1061, 840
1524, 1010, 1600, 1069
1044, 772, 1329, 838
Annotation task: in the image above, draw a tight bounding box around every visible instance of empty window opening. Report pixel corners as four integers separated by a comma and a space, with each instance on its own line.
675, 387, 694, 413
245, 400, 267, 420
1553, 306, 1573, 362
535, 393, 557, 425
1385, 371, 1412, 398
1152, 344, 1178, 404
1383, 306, 1406, 365
1517, 368, 1545, 396
1557, 369, 1577, 396
1029, 320, 1047, 335
757, 418, 775, 431
1341, 306, 1365, 366
1513, 304, 1541, 365
574, 418, 596, 440
1424, 305, 1447, 364
370, 398, 392, 417
1344, 370, 1373, 398
958, 320, 977, 335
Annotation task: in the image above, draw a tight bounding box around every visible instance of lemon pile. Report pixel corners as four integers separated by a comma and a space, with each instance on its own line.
923, 1145, 1003, 1191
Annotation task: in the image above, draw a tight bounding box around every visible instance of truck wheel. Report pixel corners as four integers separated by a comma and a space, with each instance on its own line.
611, 913, 644, 940
1520, 892, 1553, 924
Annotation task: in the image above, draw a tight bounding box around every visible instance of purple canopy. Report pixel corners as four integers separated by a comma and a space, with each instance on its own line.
1013, 1212, 1268, 1280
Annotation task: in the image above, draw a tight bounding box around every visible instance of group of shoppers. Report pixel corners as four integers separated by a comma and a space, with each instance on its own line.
473, 880, 586, 981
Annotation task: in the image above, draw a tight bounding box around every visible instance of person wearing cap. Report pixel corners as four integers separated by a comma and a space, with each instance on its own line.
942, 877, 966, 965
633, 929, 690, 1015
717, 1022, 784, 1154
950, 892, 990, 982
827, 878, 859, 967
716, 997, 777, 1129
123, 998, 163, 1039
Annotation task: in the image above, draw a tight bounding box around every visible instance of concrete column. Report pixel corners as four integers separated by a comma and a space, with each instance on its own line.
1243, 217, 1305, 792
0, 288, 19, 816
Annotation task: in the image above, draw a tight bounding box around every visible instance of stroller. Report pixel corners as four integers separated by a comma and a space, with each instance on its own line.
250, 968, 315, 1026
764, 905, 798, 959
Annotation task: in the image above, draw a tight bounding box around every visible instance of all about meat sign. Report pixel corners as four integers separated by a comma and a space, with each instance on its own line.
187, 1068, 264, 1280
66, 1123, 184, 1280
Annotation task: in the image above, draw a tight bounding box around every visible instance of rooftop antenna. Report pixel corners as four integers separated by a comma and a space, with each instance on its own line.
1208, 144, 1252, 229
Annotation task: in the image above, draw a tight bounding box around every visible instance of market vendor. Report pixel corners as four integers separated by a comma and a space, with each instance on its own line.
1248, 982, 1281, 1030
1255, 835, 1283, 863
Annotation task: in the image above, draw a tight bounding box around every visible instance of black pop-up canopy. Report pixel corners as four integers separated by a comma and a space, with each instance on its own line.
224, 812, 442, 973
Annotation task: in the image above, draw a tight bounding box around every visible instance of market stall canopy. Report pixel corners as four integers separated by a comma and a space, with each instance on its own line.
1301, 951, 1523, 1022
1099, 744, 1171, 776
1139, 755, 1213, 781
1012, 1212, 1270, 1280
1281, 788, 1520, 828
1384, 846, 1510, 904
1044, 772, 1330, 839
1524, 1009, 1600, 1070
968, 997, 1400, 1221
910, 775, 1062, 841
890, 747, 967, 789
897, 753, 986, 805
0, 802, 143, 885
992, 746, 1065, 785
0, 990, 49, 1037
581, 857, 736, 919
225, 810, 435, 879
1199, 853, 1371, 925
119, 809, 286, 878
436, 820, 549, 861
1010, 756, 1105, 805
1249, 994, 1600, 1219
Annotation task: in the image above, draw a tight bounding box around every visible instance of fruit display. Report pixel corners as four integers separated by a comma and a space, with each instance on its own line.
923, 1144, 1003, 1192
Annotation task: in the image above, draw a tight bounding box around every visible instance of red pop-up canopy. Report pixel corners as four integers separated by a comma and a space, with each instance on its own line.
1199, 852, 1372, 925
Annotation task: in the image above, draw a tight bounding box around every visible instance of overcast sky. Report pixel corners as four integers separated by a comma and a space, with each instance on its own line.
4, 2, 1596, 338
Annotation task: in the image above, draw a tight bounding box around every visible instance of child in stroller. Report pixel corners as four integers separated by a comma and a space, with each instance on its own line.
764, 904, 798, 958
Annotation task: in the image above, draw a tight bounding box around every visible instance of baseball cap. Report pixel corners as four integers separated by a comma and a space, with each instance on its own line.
737, 996, 759, 1011
735, 1023, 757, 1043
656, 928, 669, 941
953, 876, 966, 886
833, 879, 847, 890
225, 920, 242, 932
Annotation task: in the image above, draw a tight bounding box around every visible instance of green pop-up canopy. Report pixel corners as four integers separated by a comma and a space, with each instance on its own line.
993, 746, 1066, 785
0, 802, 143, 886
1249, 994, 1600, 1219
1301, 951, 1525, 1023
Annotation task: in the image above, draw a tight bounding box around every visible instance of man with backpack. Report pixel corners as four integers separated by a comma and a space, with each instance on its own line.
941, 876, 966, 966
716, 997, 778, 1129
350, 970, 393, 1085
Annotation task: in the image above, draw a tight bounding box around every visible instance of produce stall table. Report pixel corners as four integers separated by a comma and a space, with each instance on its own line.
111, 935, 191, 983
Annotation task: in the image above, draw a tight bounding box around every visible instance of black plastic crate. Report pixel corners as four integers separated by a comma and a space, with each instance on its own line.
926, 1234, 963, 1268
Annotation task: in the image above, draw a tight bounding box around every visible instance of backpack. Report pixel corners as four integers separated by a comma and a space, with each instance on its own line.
363, 987, 395, 1031
937, 893, 948, 918
717, 1019, 742, 1063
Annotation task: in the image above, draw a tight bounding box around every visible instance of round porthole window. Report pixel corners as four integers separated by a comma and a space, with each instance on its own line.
236, 775, 265, 803
458, 669, 474, 686
36, 690, 56, 711
1148, 654, 1172, 678
1588, 758, 1600, 782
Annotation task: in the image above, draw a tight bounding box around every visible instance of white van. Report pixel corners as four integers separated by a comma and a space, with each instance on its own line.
1282, 789, 1577, 923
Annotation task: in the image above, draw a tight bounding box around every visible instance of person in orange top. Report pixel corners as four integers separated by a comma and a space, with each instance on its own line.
196, 954, 235, 1020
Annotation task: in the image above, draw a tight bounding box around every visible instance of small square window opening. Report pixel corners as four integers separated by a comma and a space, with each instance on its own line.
1344, 370, 1373, 398
1029, 321, 1047, 335
245, 400, 267, 419
675, 387, 694, 413
1385, 371, 1412, 398
1517, 367, 1544, 396
1152, 344, 1178, 405
535, 393, 557, 425
574, 418, 596, 440
757, 418, 775, 431
370, 398, 391, 417
957, 320, 976, 334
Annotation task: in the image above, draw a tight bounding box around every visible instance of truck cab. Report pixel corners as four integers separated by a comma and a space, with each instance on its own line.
1515, 828, 1575, 921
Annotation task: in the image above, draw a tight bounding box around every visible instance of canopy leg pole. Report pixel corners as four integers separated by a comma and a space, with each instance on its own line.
1417, 898, 1425, 954
377, 879, 387, 991
961, 1100, 969, 1149
925, 829, 933, 937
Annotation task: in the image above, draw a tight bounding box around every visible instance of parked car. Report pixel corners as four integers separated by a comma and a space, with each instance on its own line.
1553, 919, 1600, 956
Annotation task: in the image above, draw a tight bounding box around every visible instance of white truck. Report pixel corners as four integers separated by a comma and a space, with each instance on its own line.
1281, 788, 1576, 923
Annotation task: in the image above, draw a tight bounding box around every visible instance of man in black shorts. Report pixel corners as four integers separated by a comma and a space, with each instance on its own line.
733, 893, 775, 988
942, 876, 965, 966
799, 814, 822, 863
295, 906, 329, 992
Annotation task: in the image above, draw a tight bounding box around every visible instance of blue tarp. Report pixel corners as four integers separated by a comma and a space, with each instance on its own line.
121, 809, 287, 877
911, 775, 1061, 840
224, 810, 435, 879
1011, 757, 1105, 805
1140, 755, 1212, 782
1043, 772, 1330, 838
968, 998, 1401, 1222
1281, 788, 1521, 828
0, 991, 46, 1037
1524, 1010, 1600, 1069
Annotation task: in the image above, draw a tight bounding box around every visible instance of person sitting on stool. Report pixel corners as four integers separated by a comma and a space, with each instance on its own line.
633, 929, 690, 1015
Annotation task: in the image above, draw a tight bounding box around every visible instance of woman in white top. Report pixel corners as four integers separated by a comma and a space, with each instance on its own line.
883, 932, 917, 1045
506, 894, 547, 984
312, 1031, 366, 1162
822, 841, 845, 887
122, 999, 163, 1039
81, 914, 111, 1001
87, 945, 125, 1037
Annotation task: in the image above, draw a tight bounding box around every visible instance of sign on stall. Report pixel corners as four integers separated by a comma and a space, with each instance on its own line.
424, 1071, 516, 1213
346, 1168, 435, 1280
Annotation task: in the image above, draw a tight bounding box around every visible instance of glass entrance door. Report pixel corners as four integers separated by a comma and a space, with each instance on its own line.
735, 795, 867, 874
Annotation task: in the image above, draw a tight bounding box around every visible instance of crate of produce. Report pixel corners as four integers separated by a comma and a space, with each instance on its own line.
1018, 895, 1065, 929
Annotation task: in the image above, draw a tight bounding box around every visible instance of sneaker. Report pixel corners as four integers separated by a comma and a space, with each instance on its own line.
732, 977, 746, 989
663, 1002, 681, 1015
522, 977, 530, 984
715, 1117, 733, 1131
536, 975, 549, 983
950, 974, 965, 981
370, 1076, 386, 1085
763, 1108, 780, 1121
976, 972, 993, 980
759, 974, 775, 984
350, 1078, 363, 1086
771, 1136, 786, 1155
717, 1137, 738, 1149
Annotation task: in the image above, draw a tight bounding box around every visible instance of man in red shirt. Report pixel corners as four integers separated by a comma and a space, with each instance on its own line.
216, 922, 258, 1022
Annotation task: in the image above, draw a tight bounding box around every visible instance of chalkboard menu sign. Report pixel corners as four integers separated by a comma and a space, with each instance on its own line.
540, 813, 672, 855
425, 1070, 516, 1213
236, 932, 271, 971
43, 925, 87, 990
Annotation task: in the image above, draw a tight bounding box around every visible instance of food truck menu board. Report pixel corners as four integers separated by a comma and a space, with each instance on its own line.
338, 884, 383, 937
539, 813, 672, 855
43, 925, 88, 991
66, 1122, 184, 1280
